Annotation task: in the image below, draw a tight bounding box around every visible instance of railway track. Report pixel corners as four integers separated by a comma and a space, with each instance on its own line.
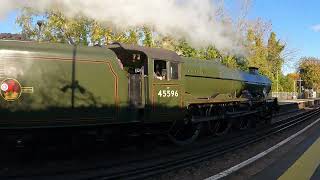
93, 107, 320, 180
2, 108, 320, 180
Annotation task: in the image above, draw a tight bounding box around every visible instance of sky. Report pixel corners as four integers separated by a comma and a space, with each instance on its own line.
0, 11, 20, 33
0, 0, 319, 74
246, 0, 320, 74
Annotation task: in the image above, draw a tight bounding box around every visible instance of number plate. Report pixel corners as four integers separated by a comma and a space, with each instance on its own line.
158, 89, 179, 97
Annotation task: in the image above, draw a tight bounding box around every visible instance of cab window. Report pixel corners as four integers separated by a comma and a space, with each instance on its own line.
169, 62, 179, 80
154, 60, 167, 80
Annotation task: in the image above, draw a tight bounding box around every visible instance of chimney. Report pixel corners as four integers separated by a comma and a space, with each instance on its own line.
249, 67, 259, 75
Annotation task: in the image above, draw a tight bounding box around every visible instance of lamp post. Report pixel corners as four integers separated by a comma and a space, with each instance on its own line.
297, 77, 303, 99
293, 80, 296, 99
37, 20, 44, 42
276, 70, 279, 98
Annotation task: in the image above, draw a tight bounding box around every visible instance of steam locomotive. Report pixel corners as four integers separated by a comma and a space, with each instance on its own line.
0, 40, 277, 145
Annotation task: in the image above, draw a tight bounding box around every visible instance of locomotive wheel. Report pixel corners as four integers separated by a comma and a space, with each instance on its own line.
168, 118, 202, 146
210, 119, 232, 136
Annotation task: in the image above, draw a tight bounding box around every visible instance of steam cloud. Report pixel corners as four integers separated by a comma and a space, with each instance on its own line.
0, 0, 244, 54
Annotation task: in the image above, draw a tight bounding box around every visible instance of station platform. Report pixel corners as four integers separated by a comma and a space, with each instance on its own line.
250, 118, 320, 180
203, 99, 320, 180
278, 98, 320, 113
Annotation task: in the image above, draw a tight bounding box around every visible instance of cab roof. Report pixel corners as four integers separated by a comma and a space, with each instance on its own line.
107, 42, 182, 62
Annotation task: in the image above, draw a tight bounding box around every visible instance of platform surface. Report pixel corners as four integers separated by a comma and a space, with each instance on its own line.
251, 120, 320, 180
278, 98, 320, 105
279, 98, 320, 102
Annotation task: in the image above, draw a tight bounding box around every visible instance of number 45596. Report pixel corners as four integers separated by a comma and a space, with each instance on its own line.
158, 90, 179, 97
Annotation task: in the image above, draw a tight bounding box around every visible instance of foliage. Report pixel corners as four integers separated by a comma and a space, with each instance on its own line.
246, 29, 269, 77
90, 21, 113, 45
298, 57, 320, 90
16, 9, 142, 45
267, 32, 285, 78
279, 74, 296, 92
283, 73, 299, 92
16, 8, 39, 40
247, 32, 267, 68
174, 39, 198, 58
15, 6, 295, 92
142, 27, 154, 47
198, 46, 221, 60
245, 29, 287, 91
44, 11, 92, 45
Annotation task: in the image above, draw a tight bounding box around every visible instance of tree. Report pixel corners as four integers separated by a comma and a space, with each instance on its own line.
284, 73, 300, 92
299, 57, 320, 91
45, 11, 93, 45
142, 27, 154, 47
245, 29, 288, 91
267, 32, 285, 82
17, 9, 143, 46
15, 5, 293, 93
246, 29, 269, 76
16, 8, 39, 40
279, 74, 296, 92
198, 46, 221, 60
90, 21, 113, 45
174, 39, 197, 57
126, 29, 139, 44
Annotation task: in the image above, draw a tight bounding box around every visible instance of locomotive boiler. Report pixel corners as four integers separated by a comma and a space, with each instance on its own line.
0, 40, 277, 145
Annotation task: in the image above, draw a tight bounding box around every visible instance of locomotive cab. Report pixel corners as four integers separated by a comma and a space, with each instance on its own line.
107, 44, 148, 108
108, 43, 185, 122
150, 58, 184, 122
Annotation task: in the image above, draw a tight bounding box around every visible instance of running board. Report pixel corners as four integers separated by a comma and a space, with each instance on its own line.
191, 110, 258, 123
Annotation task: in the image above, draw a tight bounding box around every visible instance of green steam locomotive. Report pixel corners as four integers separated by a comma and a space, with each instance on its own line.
0, 40, 276, 144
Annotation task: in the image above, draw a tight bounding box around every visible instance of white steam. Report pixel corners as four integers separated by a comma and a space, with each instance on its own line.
1, 0, 244, 54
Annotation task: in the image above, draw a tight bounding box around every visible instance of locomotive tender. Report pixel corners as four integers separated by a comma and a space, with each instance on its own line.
0, 40, 276, 144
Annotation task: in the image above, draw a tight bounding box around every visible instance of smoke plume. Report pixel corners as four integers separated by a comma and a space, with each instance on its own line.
0, 0, 244, 54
